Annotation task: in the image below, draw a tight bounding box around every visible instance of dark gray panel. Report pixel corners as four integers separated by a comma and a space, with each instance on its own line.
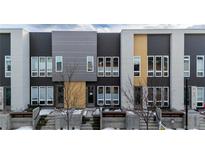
97, 33, 120, 56
185, 34, 205, 86
52, 31, 97, 82
0, 33, 10, 86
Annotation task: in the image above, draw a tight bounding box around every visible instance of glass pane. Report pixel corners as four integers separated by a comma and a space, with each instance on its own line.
197, 57, 204, 72
98, 58, 104, 67
148, 57, 153, 71
31, 57, 38, 71
164, 87, 168, 101
106, 58, 111, 67
47, 87, 53, 100
156, 88, 161, 101
39, 87, 46, 100
163, 57, 168, 71
113, 58, 118, 67
156, 57, 162, 71
31, 87, 38, 100
197, 87, 204, 101
39, 57, 46, 71
148, 88, 153, 101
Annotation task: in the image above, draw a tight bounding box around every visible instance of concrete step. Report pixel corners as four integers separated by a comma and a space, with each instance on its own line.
80, 127, 93, 130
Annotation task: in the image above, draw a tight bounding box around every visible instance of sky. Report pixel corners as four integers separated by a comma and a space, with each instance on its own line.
0, 24, 204, 32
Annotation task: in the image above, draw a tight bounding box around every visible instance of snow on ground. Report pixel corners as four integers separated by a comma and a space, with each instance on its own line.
39, 109, 54, 116
126, 111, 135, 115
103, 127, 115, 130
73, 110, 82, 115
15, 126, 33, 130
93, 109, 100, 115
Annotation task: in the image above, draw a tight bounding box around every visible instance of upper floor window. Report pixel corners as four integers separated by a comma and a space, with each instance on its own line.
97, 57, 104, 77
47, 57, 52, 77
87, 56, 94, 72
39, 57, 46, 77
134, 56, 141, 77
155, 56, 162, 77
105, 57, 112, 76
55, 56, 63, 72
112, 57, 119, 77
197, 56, 204, 77
148, 56, 154, 77
31, 57, 38, 77
5, 56, 11, 78
184, 56, 190, 77
163, 56, 169, 77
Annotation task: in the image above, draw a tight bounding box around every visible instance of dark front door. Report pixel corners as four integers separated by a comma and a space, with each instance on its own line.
55, 85, 64, 108
87, 86, 95, 107
5, 87, 11, 111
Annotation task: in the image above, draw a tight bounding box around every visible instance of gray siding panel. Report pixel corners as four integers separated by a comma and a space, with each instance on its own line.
52, 31, 97, 82
0, 33, 10, 86
185, 34, 205, 86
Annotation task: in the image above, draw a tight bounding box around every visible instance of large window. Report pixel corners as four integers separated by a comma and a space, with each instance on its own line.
134, 56, 141, 77
105, 86, 112, 105
184, 56, 190, 77
39, 86, 46, 105
148, 56, 154, 77
47, 86, 54, 105
156, 87, 162, 106
112, 86, 119, 105
55, 56, 63, 72
105, 57, 112, 76
87, 56, 94, 72
197, 87, 204, 108
155, 56, 162, 77
148, 87, 154, 106
97, 86, 104, 105
97, 57, 104, 77
31, 86, 38, 105
47, 57, 52, 77
31, 57, 39, 77
112, 57, 119, 77
5, 56, 11, 78
197, 56, 204, 77
163, 56, 169, 77
39, 57, 46, 77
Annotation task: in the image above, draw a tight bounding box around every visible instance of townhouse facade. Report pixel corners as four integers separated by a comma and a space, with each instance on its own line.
0, 28, 205, 112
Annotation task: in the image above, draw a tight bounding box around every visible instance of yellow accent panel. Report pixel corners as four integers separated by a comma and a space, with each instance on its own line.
134, 34, 147, 86
64, 81, 86, 109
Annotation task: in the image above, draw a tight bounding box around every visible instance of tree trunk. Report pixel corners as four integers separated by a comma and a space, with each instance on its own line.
66, 111, 69, 130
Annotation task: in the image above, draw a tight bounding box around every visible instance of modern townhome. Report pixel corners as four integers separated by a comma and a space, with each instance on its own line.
1, 28, 205, 112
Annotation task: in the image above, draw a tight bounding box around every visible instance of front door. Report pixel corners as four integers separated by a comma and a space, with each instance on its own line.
55, 85, 64, 108
86, 86, 95, 107
5, 87, 11, 111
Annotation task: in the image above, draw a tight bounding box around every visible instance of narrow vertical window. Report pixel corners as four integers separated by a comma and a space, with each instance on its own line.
31, 86, 38, 105
163, 87, 169, 107
97, 57, 104, 77
155, 56, 162, 77
148, 87, 154, 107
197, 87, 204, 108
112, 57, 119, 77
47, 86, 53, 105
39, 57, 46, 77
55, 56, 63, 72
105, 86, 111, 105
105, 57, 112, 76
112, 86, 119, 105
148, 56, 154, 77
47, 57, 52, 77
31, 57, 38, 77
87, 56, 94, 72
134, 56, 141, 77
97, 86, 104, 105
5, 56, 11, 78
184, 56, 190, 77
39, 86, 46, 105
197, 56, 204, 77
156, 87, 162, 107
163, 56, 169, 77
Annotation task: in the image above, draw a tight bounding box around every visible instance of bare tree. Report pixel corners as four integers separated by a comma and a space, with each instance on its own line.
55, 63, 83, 130
122, 76, 157, 130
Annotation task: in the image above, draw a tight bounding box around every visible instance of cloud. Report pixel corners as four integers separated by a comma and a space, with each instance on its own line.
0, 24, 202, 32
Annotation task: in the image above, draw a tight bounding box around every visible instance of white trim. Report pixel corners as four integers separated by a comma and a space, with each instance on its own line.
55, 56, 63, 72
31, 86, 38, 105
97, 86, 104, 106
86, 56, 94, 72
196, 55, 204, 77
5, 55, 11, 78
163, 56, 169, 77
46, 57, 52, 77
105, 86, 112, 105
112, 57, 119, 77
147, 56, 154, 77
105, 57, 112, 77
155, 56, 162, 77
39, 56, 46, 77
184, 55, 190, 77
97, 57, 104, 77
133, 56, 141, 77
31, 57, 39, 77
